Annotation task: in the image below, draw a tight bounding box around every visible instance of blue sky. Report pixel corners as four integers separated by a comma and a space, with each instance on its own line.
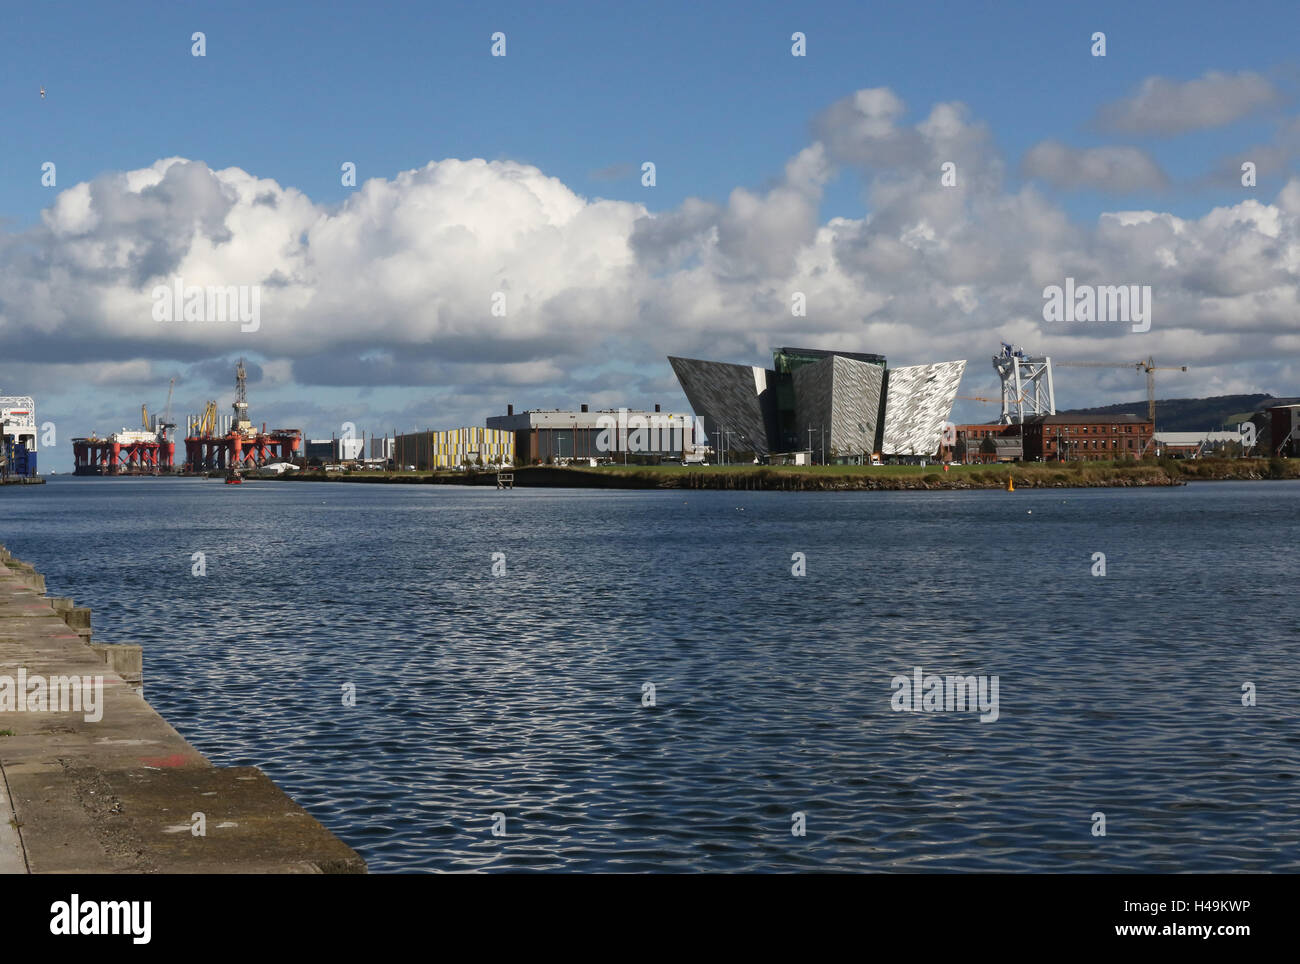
5, 0, 1293, 221
3, 0, 1299, 469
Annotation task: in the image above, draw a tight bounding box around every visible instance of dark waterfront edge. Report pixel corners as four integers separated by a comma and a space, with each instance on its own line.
262, 457, 1298, 491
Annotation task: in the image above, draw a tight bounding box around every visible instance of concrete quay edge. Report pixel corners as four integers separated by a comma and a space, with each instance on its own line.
0, 543, 366, 874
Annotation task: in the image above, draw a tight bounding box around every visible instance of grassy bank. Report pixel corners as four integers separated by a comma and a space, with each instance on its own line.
270, 457, 1300, 490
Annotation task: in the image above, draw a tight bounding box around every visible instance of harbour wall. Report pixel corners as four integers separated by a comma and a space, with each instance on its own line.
0, 544, 365, 874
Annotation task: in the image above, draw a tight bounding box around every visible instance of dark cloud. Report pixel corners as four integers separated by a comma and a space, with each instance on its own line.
1096, 70, 1283, 136
1022, 141, 1169, 193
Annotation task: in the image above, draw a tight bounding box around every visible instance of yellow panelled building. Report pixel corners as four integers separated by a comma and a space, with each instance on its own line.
393, 427, 515, 469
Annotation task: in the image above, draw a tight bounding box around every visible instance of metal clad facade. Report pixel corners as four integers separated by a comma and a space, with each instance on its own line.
667, 356, 775, 456
792, 355, 885, 457
393, 428, 515, 469
882, 360, 967, 456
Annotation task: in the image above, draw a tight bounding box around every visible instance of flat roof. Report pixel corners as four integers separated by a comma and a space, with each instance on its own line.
1025, 414, 1149, 425
1154, 431, 1241, 444
487, 409, 694, 431
775, 346, 887, 365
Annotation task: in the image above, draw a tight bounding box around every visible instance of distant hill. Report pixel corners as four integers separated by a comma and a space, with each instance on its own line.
1060, 394, 1300, 431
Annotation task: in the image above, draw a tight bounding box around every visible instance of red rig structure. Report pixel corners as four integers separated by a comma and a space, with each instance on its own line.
72, 430, 175, 475
74, 378, 181, 476
182, 359, 301, 474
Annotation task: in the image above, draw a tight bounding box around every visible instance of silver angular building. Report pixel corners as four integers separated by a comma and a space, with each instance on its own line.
790, 354, 885, 458
881, 360, 967, 456
668, 347, 965, 460
667, 356, 779, 456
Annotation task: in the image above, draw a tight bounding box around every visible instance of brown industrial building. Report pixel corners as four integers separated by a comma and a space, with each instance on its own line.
950, 416, 1153, 462
1021, 414, 1153, 461
485, 403, 701, 464
982, 437, 1023, 462
950, 424, 1009, 463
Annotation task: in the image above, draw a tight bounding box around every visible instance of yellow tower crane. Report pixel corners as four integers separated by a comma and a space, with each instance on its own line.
1054, 357, 1188, 427
1054, 357, 1189, 451
199, 400, 218, 436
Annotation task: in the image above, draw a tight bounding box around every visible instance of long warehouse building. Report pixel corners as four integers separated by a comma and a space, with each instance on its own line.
486, 404, 701, 464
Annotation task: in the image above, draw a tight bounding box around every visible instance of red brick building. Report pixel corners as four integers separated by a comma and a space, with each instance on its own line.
953, 424, 1005, 442
949, 416, 1155, 462
950, 423, 1009, 463
1021, 414, 1153, 461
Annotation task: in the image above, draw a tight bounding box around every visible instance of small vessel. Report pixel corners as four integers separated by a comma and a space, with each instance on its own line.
224, 469, 243, 485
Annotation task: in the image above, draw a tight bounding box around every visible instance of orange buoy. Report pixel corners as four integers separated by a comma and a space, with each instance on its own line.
1007, 475, 1014, 491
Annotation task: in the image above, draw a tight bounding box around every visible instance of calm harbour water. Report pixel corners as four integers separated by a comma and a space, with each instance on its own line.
2, 476, 1298, 872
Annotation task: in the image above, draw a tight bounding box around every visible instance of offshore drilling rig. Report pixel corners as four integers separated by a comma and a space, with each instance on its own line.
71, 380, 177, 475
183, 359, 301, 473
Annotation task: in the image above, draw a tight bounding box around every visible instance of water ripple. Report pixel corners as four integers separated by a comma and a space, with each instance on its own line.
2, 478, 1298, 871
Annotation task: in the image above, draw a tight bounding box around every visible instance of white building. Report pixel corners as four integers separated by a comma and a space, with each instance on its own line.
1153, 431, 1242, 457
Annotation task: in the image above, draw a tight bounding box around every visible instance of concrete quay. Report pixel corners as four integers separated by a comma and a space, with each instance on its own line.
0, 544, 365, 874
